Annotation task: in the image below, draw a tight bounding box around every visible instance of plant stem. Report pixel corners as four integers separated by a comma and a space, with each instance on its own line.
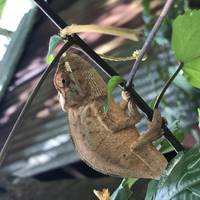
0, 41, 73, 165
0, 28, 13, 37
154, 62, 183, 109
60, 24, 141, 41
126, 0, 176, 88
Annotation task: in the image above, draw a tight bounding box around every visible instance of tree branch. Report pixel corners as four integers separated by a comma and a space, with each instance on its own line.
126, 0, 176, 88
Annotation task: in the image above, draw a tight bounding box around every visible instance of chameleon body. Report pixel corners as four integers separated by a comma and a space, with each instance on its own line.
53, 52, 167, 179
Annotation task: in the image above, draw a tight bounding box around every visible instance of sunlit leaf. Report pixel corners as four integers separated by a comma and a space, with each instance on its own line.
0, 0, 6, 17
183, 58, 200, 88
47, 54, 54, 65
111, 178, 137, 200
103, 76, 124, 112
47, 34, 62, 64
172, 10, 200, 63
172, 10, 200, 88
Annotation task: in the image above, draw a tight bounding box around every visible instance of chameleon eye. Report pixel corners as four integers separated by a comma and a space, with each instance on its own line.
61, 78, 70, 87
54, 70, 71, 88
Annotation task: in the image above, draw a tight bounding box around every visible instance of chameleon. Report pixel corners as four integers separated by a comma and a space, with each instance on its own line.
53, 51, 168, 179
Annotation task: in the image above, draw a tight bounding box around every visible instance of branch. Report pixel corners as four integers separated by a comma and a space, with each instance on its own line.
154, 62, 183, 109
0, 41, 73, 165
0, 28, 13, 37
126, 0, 176, 88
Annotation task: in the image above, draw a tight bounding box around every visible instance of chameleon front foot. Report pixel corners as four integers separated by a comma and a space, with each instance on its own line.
120, 91, 141, 124
130, 109, 163, 151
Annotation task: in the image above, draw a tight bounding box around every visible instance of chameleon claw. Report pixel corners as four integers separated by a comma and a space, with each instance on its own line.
121, 90, 131, 102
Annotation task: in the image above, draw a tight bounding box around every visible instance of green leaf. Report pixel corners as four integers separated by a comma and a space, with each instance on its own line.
198, 108, 200, 127
149, 97, 157, 109
183, 58, 200, 88
172, 10, 200, 89
111, 178, 137, 200
0, 0, 6, 17
153, 120, 184, 154
107, 76, 124, 97
142, 0, 151, 24
103, 96, 109, 113
145, 180, 159, 200
47, 54, 54, 65
172, 10, 200, 63
152, 145, 200, 200
47, 34, 62, 64
103, 76, 124, 112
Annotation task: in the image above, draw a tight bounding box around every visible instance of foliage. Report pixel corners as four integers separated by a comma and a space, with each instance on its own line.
47, 34, 62, 64
111, 178, 137, 200
110, 7, 200, 200
146, 145, 200, 200
172, 10, 200, 88
0, 0, 7, 17
103, 76, 124, 112
145, 180, 159, 200
198, 108, 200, 127
154, 120, 184, 154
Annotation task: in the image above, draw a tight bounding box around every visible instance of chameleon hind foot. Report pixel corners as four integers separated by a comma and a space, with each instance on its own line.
130, 109, 163, 151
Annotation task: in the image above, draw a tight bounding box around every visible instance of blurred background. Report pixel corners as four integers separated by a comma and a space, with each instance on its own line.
0, 0, 200, 199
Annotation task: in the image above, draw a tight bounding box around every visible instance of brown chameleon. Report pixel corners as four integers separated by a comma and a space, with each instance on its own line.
53, 52, 168, 179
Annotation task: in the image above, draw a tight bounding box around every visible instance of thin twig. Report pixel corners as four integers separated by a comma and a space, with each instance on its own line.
0, 41, 73, 165
154, 62, 183, 109
126, 0, 176, 88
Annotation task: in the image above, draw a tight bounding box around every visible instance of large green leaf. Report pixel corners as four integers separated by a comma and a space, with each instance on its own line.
183, 58, 200, 88
172, 10, 200, 63
111, 178, 137, 200
150, 145, 200, 200
172, 10, 200, 89
103, 76, 124, 112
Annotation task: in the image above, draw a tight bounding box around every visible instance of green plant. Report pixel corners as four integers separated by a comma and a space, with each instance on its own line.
109, 7, 200, 200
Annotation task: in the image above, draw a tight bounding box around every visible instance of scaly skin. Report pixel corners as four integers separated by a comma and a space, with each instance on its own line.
54, 52, 167, 179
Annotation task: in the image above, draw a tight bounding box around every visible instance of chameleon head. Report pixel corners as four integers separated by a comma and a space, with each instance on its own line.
54, 52, 106, 111
54, 52, 90, 111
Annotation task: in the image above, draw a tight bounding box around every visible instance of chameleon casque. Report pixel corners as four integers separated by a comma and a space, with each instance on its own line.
53, 51, 168, 179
